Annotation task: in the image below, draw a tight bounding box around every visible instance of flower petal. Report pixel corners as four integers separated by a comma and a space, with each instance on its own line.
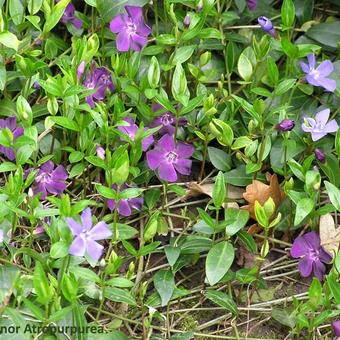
319, 247, 332, 264
298, 256, 313, 277
45, 181, 66, 195
52, 165, 68, 180
158, 162, 177, 182
307, 54, 316, 69
86, 239, 103, 262
312, 260, 326, 281
142, 134, 154, 151
88, 221, 112, 241
304, 231, 320, 249
81, 208, 92, 230
306, 74, 321, 87
69, 235, 86, 257
300, 61, 310, 73
146, 149, 163, 170
315, 109, 330, 126
311, 131, 327, 141
107, 199, 115, 211
109, 15, 126, 33
319, 78, 337, 92
41, 161, 54, 173
291, 236, 310, 258
323, 119, 339, 133
130, 34, 148, 51
176, 142, 194, 158
316, 60, 333, 76
118, 199, 132, 216
157, 134, 175, 152
116, 31, 130, 52
66, 218, 83, 236
125, 5, 143, 21
174, 158, 192, 176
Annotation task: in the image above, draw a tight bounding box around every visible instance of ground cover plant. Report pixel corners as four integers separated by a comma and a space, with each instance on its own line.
0, 0, 340, 339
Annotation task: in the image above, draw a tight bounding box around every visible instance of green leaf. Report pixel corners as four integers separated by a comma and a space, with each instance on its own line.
33, 262, 51, 304
164, 246, 181, 267
327, 273, 340, 305
16, 145, 34, 165
308, 277, 322, 308
276, 79, 296, 95
324, 181, 340, 211
154, 269, 175, 306
0, 31, 19, 51
171, 63, 190, 106
72, 267, 101, 283
96, 185, 116, 199
44, 0, 71, 33
51, 116, 80, 132
205, 290, 238, 315
144, 211, 160, 242
212, 171, 226, 209
172, 45, 196, 65
206, 241, 234, 286
9, 0, 24, 25
0, 162, 17, 172
237, 52, 253, 81
28, 0, 43, 15
281, 0, 295, 27
0, 265, 19, 305
50, 241, 69, 259
207, 147, 231, 171
294, 198, 314, 225
306, 21, 340, 49
225, 208, 249, 236
104, 287, 137, 306
267, 56, 279, 86
271, 309, 295, 328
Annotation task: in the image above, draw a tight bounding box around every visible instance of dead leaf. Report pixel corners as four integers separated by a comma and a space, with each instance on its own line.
242, 174, 285, 220
319, 213, 340, 258
183, 181, 245, 201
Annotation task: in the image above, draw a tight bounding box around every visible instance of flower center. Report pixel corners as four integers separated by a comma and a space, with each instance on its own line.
166, 151, 178, 163
309, 68, 320, 79
126, 21, 137, 35
308, 248, 320, 261
36, 172, 51, 184
82, 229, 91, 239
161, 114, 173, 126
314, 121, 325, 132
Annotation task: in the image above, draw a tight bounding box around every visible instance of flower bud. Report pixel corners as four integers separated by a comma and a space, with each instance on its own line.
258, 16, 276, 38
247, 0, 257, 10
183, 14, 191, 27
197, 0, 203, 11
332, 320, 340, 337
33, 81, 40, 89
314, 148, 326, 163
77, 60, 86, 80
276, 119, 295, 132
96, 146, 105, 160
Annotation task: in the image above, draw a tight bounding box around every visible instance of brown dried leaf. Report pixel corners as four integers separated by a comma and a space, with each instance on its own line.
242, 174, 285, 219
319, 213, 340, 258
183, 181, 245, 201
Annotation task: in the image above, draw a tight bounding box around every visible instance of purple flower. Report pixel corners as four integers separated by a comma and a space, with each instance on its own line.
66, 208, 112, 262
314, 148, 326, 163
0, 230, 3, 243
34, 161, 68, 200
109, 6, 151, 52
96, 145, 105, 160
84, 65, 115, 108
276, 119, 295, 132
60, 2, 82, 29
332, 320, 340, 337
107, 184, 143, 217
77, 61, 86, 80
302, 109, 339, 141
247, 0, 257, 10
0, 117, 24, 161
300, 54, 336, 92
258, 16, 276, 37
151, 104, 187, 135
291, 231, 332, 281
146, 134, 194, 182
118, 118, 154, 151
33, 82, 41, 89
183, 14, 191, 27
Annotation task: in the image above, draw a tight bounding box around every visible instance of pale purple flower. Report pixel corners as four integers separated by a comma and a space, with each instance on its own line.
0, 117, 24, 161
33, 161, 68, 200
77, 61, 86, 80
247, 0, 257, 10
146, 134, 194, 182
276, 119, 295, 132
332, 320, 340, 337
314, 148, 326, 163
33, 82, 41, 89
118, 118, 154, 151
66, 208, 112, 262
96, 145, 105, 160
0, 230, 3, 243
258, 16, 276, 37
183, 14, 191, 27
59, 2, 82, 29
107, 184, 143, 217
151, 104, 187, 135
84, 65, 115, 108
109, 6, 151, 52
302, 109, 339, 141
300, 54, 336, 92
291, 231, 332, 281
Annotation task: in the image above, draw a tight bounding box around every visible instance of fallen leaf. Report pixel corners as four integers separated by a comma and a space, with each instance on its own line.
184, 181, 245, 201
242, 174, 285, 220
319, 213, 340, 258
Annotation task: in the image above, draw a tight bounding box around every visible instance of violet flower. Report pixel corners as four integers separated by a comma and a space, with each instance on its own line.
107, 184, 143, 217
302, 108, 339, 141
109, 6, 151, 52
66, 208, 112, 262
83, 65, 115, 108
151, 104, 187, 135
34, 161, 68, 200
332, 320, 340, 337
0, 117, 24, 161
247, 0, 257, 10
300, 54, 336, 92
183, 14, 191, 27
291, 231, 332, 281
118, 118, 154, 151
146, 134, 194, 182
0, 230, 3, 243
258, 16, 276, 37
96, 145, 105, 160
77, 61, 86, 80
60, 2, 82, 29
276, 119, 295, 132
314, 148, 326, 163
